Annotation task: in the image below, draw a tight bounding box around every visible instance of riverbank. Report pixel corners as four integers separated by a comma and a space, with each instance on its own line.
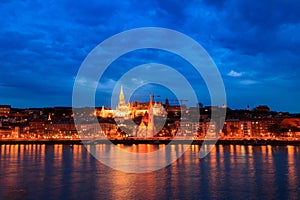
1, 138, 300, 146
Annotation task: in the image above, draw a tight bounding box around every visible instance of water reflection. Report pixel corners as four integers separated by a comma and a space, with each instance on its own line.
287, 146, 298, 199
1, 144, 300, 199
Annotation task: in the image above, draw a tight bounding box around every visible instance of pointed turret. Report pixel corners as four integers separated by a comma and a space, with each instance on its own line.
148, 94, 155, 137
119, 85, 125, 106
101, 105, 106, 118
149, 94, 153, 108
48, 113, 52, 121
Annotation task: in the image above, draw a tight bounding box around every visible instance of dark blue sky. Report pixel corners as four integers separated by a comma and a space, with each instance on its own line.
1, 0, 300, 112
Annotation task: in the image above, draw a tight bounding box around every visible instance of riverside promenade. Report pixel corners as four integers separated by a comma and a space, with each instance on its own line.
1, 137, 300, 146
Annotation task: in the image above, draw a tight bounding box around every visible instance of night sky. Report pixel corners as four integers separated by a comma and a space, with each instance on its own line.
1, 0, 300, 113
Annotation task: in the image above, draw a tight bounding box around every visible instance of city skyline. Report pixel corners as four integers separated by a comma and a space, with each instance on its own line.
0, 94, 297, 114
2, 2, 300, 199
1, 1, 300, 113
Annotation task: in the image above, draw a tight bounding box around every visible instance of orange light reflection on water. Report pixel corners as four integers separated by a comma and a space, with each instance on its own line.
1, 144, 300, 199
287, 145, 297, 199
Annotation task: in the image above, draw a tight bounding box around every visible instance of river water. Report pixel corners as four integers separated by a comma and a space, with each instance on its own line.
1, 144, 300, 199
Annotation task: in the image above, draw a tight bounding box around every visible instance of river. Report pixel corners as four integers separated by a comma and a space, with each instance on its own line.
1, 144, 300, 199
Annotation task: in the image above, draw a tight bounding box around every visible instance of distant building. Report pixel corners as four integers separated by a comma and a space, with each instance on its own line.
250, 119, 277, 137
29, 119, 45, 133
98, 106, 114, 118
0, 105, 11, 116
179, 121, 199, 137
78, 123, 117, 137
240, 120, 252, 137
44, 120, 77, 135
0, 127, 13, 137
199, 119, 217, 137
253, 105, 270, 112
223, 119, 240, 137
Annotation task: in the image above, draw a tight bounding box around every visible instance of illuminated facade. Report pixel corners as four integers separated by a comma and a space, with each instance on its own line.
0, 105, 11, 116
114, 85, 131, 119
137, 95, 155, 137
96, 86, 169, 137
98, 86, 166, 120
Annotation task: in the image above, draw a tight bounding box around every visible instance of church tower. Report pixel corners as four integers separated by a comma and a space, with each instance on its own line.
115, 85, 131, 119
137, 94, 156, 138
148, 94, 155, 137
119, 85, 125, 106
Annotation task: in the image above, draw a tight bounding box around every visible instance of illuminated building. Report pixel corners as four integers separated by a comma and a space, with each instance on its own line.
0, 105, 11, 116
98, 86, 166, 120
137, 95, 155, 137
114, 85, 132, 119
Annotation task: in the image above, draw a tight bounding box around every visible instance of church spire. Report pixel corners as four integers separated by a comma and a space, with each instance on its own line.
148, 94, 155, 137
119, 85, 125, 106
149, 94, 153, 108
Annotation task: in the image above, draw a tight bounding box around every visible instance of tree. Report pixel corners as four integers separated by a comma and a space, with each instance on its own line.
229, 124, 239, 134
268, 124, 281, 136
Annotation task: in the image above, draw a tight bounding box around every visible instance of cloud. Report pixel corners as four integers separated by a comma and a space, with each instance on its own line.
0, 0, 299, 112
239, 79, 259, 85
227, 70, 243, 77
97, 78, 117, 91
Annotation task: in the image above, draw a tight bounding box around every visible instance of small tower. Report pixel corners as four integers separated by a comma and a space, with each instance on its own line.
148, 94, 155, 137
119, 85, 125, 106
165, 98, 169, 108
247, 104, 250, 111
101, 105, 106, 118
48, 113, 52, 121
